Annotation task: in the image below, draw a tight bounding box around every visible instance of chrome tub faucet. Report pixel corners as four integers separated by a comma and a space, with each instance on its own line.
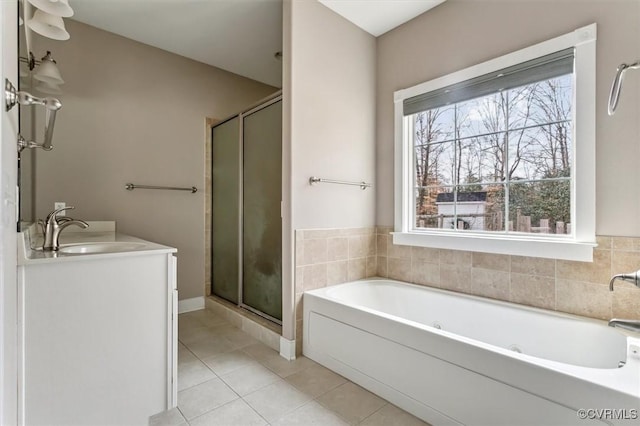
608, 270, 640, 291
608, 270, 640, 334
608, 319, 640, 333
39, 206, 89, 251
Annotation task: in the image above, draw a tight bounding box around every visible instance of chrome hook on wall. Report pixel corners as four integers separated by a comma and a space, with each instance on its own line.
5, 78, 62, 152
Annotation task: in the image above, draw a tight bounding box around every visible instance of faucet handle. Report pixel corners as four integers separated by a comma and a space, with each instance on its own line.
45, 206, 75, 224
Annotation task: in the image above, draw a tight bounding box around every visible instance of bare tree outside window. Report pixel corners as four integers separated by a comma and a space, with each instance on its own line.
413, 74, 573, 234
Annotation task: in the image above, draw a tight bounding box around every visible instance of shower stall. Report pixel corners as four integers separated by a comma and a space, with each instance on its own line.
211, 94, 282, 323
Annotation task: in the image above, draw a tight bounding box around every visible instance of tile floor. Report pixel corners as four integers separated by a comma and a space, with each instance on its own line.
149, 309, 428, 426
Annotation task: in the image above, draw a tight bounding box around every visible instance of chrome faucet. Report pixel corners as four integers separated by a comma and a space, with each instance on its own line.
40, 206, 89, 251
609, 319, 640, 333
608, 270, 640, 291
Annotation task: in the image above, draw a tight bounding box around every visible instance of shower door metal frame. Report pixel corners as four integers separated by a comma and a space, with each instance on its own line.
211, 91, 283, 326
238, 94, 283, 325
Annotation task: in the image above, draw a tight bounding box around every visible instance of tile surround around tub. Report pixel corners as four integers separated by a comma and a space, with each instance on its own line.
294, 228, 377, 351
295, 226, 640, 354
376, 228, 640, 322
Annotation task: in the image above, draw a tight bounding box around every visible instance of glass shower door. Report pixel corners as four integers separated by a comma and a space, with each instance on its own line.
242, 100, 282, 321
211, 117, 240, 304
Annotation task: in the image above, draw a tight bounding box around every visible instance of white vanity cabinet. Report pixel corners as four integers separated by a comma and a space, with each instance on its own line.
17, 233, 177, 426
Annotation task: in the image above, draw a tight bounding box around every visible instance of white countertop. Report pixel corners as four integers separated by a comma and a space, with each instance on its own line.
18, 222, 177, 265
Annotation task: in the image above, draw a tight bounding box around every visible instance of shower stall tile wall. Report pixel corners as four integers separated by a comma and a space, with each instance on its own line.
295, 226, 640, 355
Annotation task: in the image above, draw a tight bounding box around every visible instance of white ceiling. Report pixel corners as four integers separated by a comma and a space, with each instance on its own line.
69, 0, 444, 89
318, 0, 445, 37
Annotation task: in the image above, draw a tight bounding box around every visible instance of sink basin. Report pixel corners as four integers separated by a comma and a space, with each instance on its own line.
58, 242, 147, 254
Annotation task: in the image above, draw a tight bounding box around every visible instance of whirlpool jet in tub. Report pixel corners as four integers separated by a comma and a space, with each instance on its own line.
303, 279, 640, 425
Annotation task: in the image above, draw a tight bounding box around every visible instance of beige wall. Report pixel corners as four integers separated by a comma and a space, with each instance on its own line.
283, 0, 377, 343
292, 0, 640, 353
32, 20, 277, 300
376, 0, 640, 235
290, 0, 377, 230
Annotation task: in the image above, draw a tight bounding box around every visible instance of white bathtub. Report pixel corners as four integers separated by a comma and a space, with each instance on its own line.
303, 279, 640, 426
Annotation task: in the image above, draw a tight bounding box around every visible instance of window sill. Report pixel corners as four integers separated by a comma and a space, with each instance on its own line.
391, 231, 596, 262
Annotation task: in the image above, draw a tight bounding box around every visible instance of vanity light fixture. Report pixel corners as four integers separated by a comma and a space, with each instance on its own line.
608, 60, 640, 116
33, 51, 64, 85
20, 51, 65, 94
26, 8, 70, 41
27, 0, 74, 18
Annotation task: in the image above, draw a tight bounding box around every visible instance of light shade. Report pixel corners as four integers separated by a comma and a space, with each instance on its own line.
27, 9, 70, 40
34, 52, 64, 85
35, 81, 62, 95
27, 0, 74, 18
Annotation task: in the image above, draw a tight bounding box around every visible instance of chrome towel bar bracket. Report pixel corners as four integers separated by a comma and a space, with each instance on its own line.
309, 176, 372, 190
125, 183, 197, 193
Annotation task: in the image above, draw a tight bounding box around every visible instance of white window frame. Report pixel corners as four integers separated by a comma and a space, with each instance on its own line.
393, 24, 597, 262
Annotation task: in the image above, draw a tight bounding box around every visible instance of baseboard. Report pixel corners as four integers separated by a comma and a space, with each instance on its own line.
279, 337, 296, 360
178, 296, 205, 314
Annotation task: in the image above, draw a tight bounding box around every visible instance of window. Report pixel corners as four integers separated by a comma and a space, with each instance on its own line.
393, 24, 597, 261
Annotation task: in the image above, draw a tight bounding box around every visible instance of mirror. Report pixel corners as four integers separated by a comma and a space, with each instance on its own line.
18, 16, 36, 228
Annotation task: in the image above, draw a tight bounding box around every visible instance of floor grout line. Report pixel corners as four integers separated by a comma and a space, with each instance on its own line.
357, 402, 389, 425
175, 405, 188, 424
